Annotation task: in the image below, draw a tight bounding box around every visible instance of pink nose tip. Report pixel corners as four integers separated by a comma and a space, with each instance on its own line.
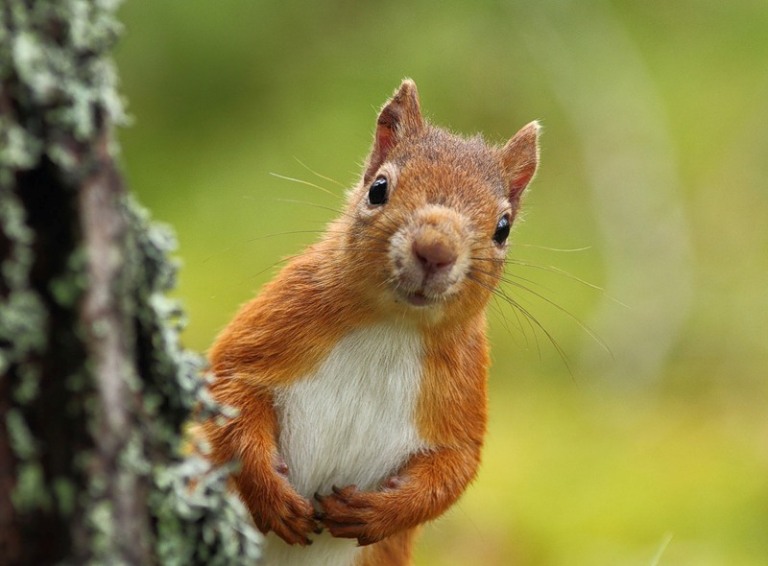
412, 240, 458, 274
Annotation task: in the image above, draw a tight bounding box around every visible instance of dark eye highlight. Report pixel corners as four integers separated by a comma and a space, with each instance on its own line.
368, 176, 388, 205
493, 215, 511, 245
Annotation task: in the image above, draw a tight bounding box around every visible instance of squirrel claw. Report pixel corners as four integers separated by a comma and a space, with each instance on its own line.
261, 487, 319, 546
330, 484, 358, 501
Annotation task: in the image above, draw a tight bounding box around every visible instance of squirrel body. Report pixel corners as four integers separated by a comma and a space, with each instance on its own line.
203, 80, 540, 565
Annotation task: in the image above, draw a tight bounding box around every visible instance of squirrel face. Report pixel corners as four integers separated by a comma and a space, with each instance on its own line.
351, 130, 512, 316
330, 80, 539, 326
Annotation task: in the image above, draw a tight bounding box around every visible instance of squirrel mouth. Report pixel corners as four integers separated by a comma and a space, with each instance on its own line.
406, 291, 430, 307
394, 278, 455, 308
399, 289, 439, 308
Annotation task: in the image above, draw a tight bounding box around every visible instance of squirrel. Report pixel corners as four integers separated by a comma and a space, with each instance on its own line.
201, 79, 540, 566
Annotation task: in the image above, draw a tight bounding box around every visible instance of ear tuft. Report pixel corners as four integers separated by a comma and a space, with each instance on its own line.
363, 79, 425, 184
501, 121, 540, 201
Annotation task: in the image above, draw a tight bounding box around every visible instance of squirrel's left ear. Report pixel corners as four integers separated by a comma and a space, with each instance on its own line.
363, 79, 425, 184
501, 121, 540, 202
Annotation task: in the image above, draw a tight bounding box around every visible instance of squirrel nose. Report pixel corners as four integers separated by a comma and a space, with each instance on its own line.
412, 239, 458, 275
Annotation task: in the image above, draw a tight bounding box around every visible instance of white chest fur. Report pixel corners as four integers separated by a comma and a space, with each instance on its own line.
265, 324, 428, 566
275, 323, 428, 498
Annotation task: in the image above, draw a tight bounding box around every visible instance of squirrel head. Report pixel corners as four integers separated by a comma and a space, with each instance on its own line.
334, 79, 540, 327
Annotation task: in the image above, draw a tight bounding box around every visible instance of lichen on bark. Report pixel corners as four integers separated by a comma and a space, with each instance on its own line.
0, 0, 261, 563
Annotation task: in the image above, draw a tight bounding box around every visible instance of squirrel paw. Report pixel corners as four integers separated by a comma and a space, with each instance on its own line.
257, 485, 321, 546
248, 456, 321, 545
274, 495, 320, 545
314, 485, 393, 546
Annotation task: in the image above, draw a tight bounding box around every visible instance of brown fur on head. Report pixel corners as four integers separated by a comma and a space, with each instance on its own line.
329, 79, 540, 328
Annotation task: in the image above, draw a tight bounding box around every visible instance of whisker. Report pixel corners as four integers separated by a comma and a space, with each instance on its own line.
468, 273, 574, 371
494, 283, 545, 362
273, 197, 343, 214
269, 172, 337, 197
273, 198, 396, 241
248, 254, 296, 281
293, 158, 348, 190
202, 244, 242, 265
486, 294, 509, 330
504, 259, 628, 308
244, 229, 326, 242
251, 242, 390, 280
245, 228, 389, 247
474, 264, 611, 357
270, 173, 402, 243
471, 253, 622, 307
488, 294, 530, 350
514, 243, 593, 253
492, 282, 573, 375
500, 289, 531, 348
470, 262, 554, 295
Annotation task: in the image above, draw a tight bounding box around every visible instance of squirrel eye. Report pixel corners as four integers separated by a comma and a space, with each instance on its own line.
368, 176, 388, 206
493, 215, 511, 245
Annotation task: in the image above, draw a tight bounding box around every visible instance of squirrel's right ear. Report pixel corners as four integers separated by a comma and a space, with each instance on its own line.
363, 79, 424, 184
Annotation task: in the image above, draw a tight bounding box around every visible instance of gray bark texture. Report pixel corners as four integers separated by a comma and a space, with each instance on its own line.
0, 1, 262, 564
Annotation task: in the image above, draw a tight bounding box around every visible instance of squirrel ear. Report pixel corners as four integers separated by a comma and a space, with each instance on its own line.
363, 79, 425, 184
501, 121, 540, 202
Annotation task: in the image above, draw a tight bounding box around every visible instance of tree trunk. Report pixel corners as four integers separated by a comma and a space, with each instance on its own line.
0, 1, 261, 564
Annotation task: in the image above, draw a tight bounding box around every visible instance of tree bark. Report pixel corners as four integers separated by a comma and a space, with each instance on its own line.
0, 1, 261, 564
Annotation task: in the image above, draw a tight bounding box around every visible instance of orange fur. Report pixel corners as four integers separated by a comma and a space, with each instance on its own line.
202, 79, 539, 564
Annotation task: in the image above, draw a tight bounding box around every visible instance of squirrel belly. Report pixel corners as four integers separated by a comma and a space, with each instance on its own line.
264, 323, 427, 565
275, 323, 428, 499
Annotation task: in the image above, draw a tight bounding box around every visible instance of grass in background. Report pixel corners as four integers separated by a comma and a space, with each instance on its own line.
415, 375, 767, 565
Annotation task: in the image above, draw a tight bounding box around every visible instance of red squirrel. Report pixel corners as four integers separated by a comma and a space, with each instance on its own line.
202, 79, 540, 565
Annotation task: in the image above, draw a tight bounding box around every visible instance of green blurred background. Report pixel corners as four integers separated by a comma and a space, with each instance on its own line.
115, 1, 767, 564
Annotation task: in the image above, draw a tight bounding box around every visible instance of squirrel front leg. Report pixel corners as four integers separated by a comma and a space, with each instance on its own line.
315, 443, 481, 545
203, 380, 319, 545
